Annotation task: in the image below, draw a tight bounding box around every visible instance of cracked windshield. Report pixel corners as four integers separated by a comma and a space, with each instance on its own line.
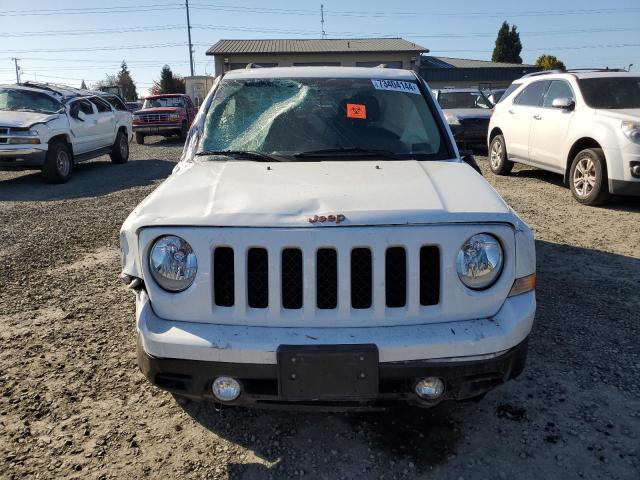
199, 77, 448, 159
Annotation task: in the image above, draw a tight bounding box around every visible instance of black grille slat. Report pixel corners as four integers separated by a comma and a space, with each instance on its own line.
247, 248, 269, 308
316, 249, 337, 309
420, 246, 440, 306
281, 248, 303, 309
213, 247, 235, 306
351, 248, 372, 309
385, 247, 406, 308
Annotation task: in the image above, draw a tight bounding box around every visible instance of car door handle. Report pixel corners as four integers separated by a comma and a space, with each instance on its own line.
533, 114, 542, 120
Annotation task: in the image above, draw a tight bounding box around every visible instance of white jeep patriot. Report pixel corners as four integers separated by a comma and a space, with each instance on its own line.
121, 67, 536, 409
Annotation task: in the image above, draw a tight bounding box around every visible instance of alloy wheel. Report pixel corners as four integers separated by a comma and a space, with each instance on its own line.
573, 156, 596, 198
56, 150, 70, 176
490, 141, 503, 169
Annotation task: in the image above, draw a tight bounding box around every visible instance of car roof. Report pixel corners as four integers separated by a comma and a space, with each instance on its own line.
434, 87, 483, 93
146, 94, 186, 98
0, 82, 112, 102
223, 66, 417, 80
521, 70, 639, 82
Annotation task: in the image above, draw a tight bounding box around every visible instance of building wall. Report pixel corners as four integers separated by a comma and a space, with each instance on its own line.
184, 75, 216, 106
212, 52, 421, 75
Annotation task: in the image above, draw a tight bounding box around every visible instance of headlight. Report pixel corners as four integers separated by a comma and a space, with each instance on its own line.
445, 113, 460, 126
456, 233, 503, 290
8, 137, 40, 144
133, 114, 141, 122
149, 235, 197, 292
622, 121, 640, 143
169, 113, 180, 121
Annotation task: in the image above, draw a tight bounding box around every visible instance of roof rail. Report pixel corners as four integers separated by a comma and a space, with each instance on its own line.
565, 68, 626, 73
520, 69, 562, 79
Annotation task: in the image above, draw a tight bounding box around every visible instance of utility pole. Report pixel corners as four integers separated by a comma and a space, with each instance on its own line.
321, 4, 326, 39
185, 0, 194, 76
11, 57, 20, 83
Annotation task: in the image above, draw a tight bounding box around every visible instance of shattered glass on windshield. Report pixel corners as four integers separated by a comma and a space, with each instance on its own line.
198, 77, 449, 159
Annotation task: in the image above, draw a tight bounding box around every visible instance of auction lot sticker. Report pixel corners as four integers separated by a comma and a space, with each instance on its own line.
371, 79, 420, 94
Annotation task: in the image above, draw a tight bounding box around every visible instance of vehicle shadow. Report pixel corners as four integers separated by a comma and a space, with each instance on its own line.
0, 157, 176, 202
171, 238, 640, 479
179, 400, 462, 479
508, 166, 640, 211
141, 137, 186, 148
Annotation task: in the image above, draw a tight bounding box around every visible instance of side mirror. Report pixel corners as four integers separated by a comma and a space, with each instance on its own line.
551, 97, 575, 110
76, 110, 86, 122
461, 151, 482, 175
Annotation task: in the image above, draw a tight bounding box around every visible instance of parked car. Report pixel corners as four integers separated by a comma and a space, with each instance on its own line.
488, 70, 640, 205
432, 87, 493, 149
120, 67, 536, 410
0, 82, 132, 183
126, 101, 142, 112
132, 94, 197, 144
486, 88, 507, 105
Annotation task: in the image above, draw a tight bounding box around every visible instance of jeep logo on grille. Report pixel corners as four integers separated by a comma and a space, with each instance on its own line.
308, 214, 346, 224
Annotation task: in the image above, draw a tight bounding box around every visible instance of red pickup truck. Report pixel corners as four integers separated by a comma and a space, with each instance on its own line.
132, 94, 198, 144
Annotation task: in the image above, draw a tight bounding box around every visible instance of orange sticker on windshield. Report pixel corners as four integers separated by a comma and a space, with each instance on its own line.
346, 103, 367, 119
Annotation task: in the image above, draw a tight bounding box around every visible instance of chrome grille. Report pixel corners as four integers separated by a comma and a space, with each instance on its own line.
139, 113, 170, 123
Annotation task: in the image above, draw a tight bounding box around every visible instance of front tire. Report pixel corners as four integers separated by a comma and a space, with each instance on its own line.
135, 132, 145, 145
489, 134, 513, 175
110, 130, 129, 164
569, 148, 609, 205
42, 141, 73, 184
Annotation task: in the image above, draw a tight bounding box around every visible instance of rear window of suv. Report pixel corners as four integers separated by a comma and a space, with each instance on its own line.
578, 77, 640, 109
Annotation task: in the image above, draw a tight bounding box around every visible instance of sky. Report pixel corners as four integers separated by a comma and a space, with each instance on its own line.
1, 0, 639, 96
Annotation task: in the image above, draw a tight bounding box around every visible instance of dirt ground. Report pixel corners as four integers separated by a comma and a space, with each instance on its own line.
1, 140, 639, 480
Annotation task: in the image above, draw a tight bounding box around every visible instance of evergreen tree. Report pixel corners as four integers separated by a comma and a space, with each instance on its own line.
117, 61, 138, 101
80, 80, 87, 90
535, 54, 566, 71
151, 65, 186, 94
492, 21, 523, 64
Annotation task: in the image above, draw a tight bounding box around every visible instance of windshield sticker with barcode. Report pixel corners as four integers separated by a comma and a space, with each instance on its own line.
371, 79, 420, 95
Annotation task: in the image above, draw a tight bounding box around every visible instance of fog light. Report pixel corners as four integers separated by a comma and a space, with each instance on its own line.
415, 377, 445, 400
211, 376, 241, 402
632, 164, 640, 177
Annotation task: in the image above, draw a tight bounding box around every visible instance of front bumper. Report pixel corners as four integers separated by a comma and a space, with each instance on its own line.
138, 336, 528, 409
136, 289, 535, 408
450, 125, 490, 144
133, 123, 182, 135
0, 146, 47, 168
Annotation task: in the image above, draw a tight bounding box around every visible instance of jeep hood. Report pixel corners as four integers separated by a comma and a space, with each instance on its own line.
123, 159, 516, 230
0, 110, 59, 128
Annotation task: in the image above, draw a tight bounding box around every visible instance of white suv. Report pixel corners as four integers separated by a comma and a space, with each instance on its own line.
488, 70, 640, 205
120, 67, 536, 410
0, 83, 133, 183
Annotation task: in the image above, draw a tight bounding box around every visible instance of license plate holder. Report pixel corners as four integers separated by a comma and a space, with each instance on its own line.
278, 344, 379, 400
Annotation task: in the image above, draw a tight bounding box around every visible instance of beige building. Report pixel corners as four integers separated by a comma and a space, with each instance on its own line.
206, 38, 428, 75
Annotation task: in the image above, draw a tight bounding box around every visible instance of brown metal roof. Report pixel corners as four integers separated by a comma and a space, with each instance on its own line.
425, 56, 537, 69
206, 38, 428, 55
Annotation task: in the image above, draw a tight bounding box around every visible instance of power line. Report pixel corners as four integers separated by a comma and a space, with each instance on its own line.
7, 42, 187, 54
0, 25, 184, 38
0, 3, 182, 16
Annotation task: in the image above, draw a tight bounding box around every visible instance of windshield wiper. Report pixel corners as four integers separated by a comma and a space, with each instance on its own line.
294, 147, 399, 159
195, 150, 288, 162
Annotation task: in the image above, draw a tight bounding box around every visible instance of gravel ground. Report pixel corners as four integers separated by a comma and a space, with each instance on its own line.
1, 140, 639, 480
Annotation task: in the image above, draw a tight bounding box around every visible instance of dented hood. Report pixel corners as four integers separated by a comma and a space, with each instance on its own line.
0, 110, 59, 128
124, 159, 515, 230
